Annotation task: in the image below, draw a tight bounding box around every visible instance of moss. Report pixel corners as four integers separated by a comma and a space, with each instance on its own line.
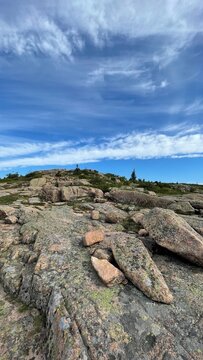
0, 194, 20, 205
122, 217, 141, 233
18, 304, 30, 313
90, 287, 120, 313
33, 314, 45, 334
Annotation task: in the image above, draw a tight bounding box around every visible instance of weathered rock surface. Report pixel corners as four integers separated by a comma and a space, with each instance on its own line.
30, 177, 47, 188
61, 186, 103, 201
0, 285, 46, 360
183, 193, 203, 209
0, 182, 203, 359
4, 215, 18, 224
91, 256, 126, 287
109, 189, 173, 208
168, 201, 195, 215
111, 233, 173, 304
91, 210, 100, 220
143, 208, 203, 266
0, 205, 17, 220
41, 184, 61, 203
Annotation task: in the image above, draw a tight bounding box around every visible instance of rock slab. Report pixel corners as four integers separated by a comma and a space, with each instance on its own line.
111, 233, 173, 304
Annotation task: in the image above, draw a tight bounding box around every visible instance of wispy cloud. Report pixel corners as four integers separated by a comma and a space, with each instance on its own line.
185, 99, 203, 115
0, 0, 202, 58
1, 128, 203, 171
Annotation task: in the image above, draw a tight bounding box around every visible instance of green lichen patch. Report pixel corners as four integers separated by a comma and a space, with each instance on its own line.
109, 323, 131, 344
90, 287, 121, 313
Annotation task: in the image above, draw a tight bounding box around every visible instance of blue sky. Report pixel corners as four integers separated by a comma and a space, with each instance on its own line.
0, 0, 203, 182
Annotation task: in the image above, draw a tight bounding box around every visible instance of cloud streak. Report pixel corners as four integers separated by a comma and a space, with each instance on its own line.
1, 128, 203, 171
0, 0, 202, 58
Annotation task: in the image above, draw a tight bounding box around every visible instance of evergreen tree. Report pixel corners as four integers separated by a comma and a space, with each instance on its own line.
130, 169, 136, 182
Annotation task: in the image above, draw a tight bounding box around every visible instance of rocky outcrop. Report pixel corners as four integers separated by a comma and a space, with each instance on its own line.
143, 208, 203, 266
111, 233, 173, 304
168, 201, 195, 215
109, 189, 173, 208
61, 186, 103, 201
41, 184, 61, 203
0, 284, 46, 360
0, 205, 202, 359
183, 193, 203, 209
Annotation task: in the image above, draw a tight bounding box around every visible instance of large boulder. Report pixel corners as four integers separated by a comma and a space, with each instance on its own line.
109, 189, 173, 208
30, 177, 47, 188
143, 208, 203, 266
182, 193, 203, 210
111, 233, 173, 304
61, 186, 103, 201
40, 184, 61, 203
168, 201, 195, 215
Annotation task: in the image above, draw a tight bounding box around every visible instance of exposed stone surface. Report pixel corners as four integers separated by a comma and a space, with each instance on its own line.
41, 184, 61, 203
61, 186, 103, 201
91, 209, 100, 220
4, 215, 18, 224
138, 228, 148, 237
181, 215, 203, 234
83, 229, 104, 246
111, 233, 173, 304
0, 205, 16, 220
93, 248, 113, 262
168, 201, 195, 215
91, 256, 126, 287
30, 177, 47, 188
0, 170, 203, 359
143, 208, 203, 266
109, 189, 173, 208
183, 193, 203, 209
28, 197, 42, 205
0, 284, 46, 360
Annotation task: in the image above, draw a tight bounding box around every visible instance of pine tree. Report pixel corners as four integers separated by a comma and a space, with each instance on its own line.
130, 169, 136, 182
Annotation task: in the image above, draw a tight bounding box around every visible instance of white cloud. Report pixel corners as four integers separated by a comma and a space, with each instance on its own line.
0, 0, 202, 58
1, 128, 203, 170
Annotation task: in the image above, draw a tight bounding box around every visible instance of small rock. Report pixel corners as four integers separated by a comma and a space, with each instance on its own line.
130, 212, 145, 225
105, 211, 125, 224
91, 210, 100, 220
83, 229, 104, 246
4, 215, 18, 224
147, 191, 157, 196
28, 197, 42, 205
91, 256, 126, 287
138, 229, 148, 237
93, 248, 113, 262
94, 197, 106, 203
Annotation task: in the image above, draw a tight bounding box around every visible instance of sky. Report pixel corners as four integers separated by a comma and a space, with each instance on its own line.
0, 0, 203, 182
